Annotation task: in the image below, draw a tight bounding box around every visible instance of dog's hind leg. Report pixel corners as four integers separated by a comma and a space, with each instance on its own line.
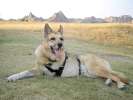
105, 78, 112, 86
110, 71, 129, 89
80, 54, 128, 89
95, 68, 127, 89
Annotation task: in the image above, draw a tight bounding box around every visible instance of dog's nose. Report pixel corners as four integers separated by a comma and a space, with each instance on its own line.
58, 43, 63, 48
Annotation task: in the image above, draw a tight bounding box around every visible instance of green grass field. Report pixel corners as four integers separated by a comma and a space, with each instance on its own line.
0, 22, 133, 100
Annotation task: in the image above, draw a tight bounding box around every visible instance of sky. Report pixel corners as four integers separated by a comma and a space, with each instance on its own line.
0, 0, 133, 19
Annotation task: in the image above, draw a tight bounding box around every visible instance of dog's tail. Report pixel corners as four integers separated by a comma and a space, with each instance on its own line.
111, 70, 129, 84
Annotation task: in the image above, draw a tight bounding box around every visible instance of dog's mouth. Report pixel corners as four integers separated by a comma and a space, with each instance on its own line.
50, 46, 63, 58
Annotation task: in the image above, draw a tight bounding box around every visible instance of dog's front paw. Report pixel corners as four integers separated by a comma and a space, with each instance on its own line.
7, 75, 18, 82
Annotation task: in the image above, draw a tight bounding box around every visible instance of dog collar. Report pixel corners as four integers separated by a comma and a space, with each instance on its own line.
47, 58, 57, 62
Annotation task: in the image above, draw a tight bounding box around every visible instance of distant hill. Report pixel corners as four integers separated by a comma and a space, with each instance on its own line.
48, 11, 69, 22
19, 12, 44, 22
105, 15, 132, 23
0, 18, 4, 21
1, 11, 133, 23
81, 16, 105, 23
69, 18, 82, 23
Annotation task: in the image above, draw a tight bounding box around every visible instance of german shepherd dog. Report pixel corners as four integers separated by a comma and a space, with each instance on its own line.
7, 24, 129, 89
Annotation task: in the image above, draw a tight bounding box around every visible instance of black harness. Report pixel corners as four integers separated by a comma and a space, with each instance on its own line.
77, 57, 81, 75
44, 53, 81, 76
44, 53, 68, 77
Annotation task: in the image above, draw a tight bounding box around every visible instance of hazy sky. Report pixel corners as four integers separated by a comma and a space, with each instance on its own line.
0, 0, 133, 19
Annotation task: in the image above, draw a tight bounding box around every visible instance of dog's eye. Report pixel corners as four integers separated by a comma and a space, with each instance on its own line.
60, 37, 64, 41
50, 37, 56, 41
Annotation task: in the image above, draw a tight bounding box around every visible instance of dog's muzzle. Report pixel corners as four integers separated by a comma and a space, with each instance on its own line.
58, 43, 63, 48
50, 43, 63, 55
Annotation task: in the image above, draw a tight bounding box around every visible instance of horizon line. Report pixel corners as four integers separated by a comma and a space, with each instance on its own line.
0, 11, 133, 20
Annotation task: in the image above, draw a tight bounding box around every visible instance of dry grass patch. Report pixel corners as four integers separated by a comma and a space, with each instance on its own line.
0, 21, 133, 46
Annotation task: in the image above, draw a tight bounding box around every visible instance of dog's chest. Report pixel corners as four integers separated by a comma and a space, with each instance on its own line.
43, 55, 80, 77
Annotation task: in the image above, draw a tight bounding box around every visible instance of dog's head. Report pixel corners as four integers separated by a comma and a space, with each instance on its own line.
44, 24, 64, 58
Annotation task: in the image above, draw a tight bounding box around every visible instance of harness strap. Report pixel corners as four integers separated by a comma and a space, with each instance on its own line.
77, 57, 81, 75
45, 63, 55, 72
44, 52, 68, 77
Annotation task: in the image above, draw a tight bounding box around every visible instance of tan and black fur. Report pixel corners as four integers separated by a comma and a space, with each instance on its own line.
7, 24, 129, 89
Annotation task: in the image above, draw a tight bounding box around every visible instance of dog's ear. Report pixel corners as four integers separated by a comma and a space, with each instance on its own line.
44, 23, 53, 38
58, 25, 63, 35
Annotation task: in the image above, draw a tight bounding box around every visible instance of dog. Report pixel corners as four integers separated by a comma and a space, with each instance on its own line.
7, 23, 129, 89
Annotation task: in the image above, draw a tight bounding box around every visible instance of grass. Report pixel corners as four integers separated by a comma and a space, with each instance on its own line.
0, 21, 133, 100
